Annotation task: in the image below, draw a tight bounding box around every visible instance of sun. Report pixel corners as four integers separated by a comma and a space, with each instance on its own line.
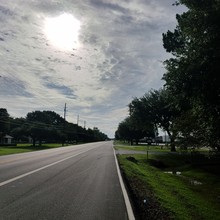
44, 13, 81, 50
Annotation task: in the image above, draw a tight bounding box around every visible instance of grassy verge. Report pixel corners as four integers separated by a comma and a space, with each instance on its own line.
114, 144, 170, 152
0, 143, 70, 156
116, 145, 220, 220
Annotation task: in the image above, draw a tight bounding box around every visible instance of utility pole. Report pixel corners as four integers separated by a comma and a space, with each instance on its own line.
77, 114, 79, 125
84, 120, 86, 129
63, 103, 67, 146
64, 103, 67, 121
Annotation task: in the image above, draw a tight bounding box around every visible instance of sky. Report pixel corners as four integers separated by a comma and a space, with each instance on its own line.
0, 0, 186, 138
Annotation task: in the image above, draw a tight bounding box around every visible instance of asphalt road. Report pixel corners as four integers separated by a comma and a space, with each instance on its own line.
0, 142, 129, 220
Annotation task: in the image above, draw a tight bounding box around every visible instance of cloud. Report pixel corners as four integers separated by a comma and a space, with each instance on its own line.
44, 82, 77, 99
0, 0, 186, 137
0, 75, 33, 97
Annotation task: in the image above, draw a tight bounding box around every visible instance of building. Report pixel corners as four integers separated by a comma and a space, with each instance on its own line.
1, 135, 13, 145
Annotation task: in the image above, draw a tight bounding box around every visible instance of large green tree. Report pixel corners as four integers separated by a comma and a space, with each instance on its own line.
1, 109, 108, 146
129, 89, 178, 151
25, 111, 66, 146
115, 116, 147, 145
162, 0, 220, 150
25, 111, 108, 145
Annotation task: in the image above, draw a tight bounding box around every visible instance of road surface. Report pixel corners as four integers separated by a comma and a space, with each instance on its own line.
0, 142, 130, 220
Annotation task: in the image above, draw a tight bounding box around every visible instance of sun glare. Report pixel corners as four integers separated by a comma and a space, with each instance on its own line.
44, 13, 81, 50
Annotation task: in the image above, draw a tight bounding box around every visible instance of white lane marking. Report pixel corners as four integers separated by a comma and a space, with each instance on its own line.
0, 148, 93, 187
112, 146, 135, 220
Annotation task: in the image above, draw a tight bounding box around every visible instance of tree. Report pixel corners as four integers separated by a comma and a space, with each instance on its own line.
129, 89, 179, 151
25, 110, 109, 145
25, 111, 66, 146
162, 0, 220, 150
10, 117, 27, 142
115, 116, 147, 145
26, 111, 65, 126
0, 108, 10, 143
129, 98, 156, 138
0, 109, 108, 146
92, 127, 108, 141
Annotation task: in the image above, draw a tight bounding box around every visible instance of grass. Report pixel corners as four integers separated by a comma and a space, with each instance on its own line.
116, 143, 220, 220
114, 140, 210, 154
0, 143, 70, 156
114, 145, 170, 152
114, 142, 170, 152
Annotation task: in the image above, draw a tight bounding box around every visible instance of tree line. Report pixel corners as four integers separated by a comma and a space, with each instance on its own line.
0, 108, 108, 146
115, 0, 220, 151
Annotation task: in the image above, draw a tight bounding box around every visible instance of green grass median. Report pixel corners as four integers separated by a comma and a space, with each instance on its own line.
0, 143, 68, 156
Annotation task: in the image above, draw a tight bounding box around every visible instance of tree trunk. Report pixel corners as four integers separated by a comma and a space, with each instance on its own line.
170, 139, 176, 152
167, 130, 176, 152
32, 137, 36, 147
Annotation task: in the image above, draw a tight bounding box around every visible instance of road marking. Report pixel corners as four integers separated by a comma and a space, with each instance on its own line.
0, 148, 93, 187
113, 146, 135, 220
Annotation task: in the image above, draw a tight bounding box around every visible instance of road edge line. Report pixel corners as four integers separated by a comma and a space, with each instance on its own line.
112, 146, 135, 220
